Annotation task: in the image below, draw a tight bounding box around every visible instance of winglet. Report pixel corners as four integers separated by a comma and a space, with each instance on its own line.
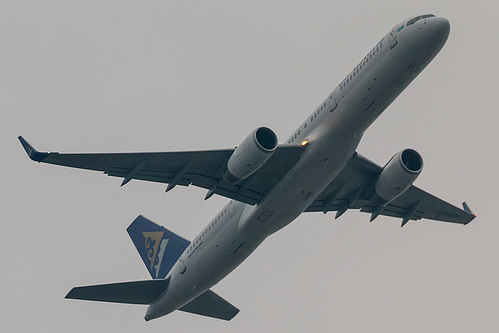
18, 136, 50, 162
462, 202, 477, 223
462, 202, 473, 214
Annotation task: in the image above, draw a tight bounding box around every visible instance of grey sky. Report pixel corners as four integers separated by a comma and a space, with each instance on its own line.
2, 1, 498, 332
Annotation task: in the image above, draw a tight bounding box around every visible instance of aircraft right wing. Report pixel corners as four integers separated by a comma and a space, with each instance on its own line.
19, 136, 304, 205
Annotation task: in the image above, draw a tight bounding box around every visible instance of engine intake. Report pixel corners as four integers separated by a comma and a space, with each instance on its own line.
223, 127, 278, 184
374, 149, 423, 203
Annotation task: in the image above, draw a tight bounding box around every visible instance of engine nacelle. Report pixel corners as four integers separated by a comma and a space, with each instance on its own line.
223, 127, 278, 184
374, 149, 423, 203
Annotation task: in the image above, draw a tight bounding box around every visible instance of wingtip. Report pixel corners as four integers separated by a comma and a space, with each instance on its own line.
18, 136, 49, 162
462, 202, 477, 224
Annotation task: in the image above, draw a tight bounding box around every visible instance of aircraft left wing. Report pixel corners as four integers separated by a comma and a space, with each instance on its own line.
18, 136, 304, 205
305, 152, 476, 226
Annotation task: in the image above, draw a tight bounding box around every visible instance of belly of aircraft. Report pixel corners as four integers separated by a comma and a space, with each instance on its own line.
240, 125, 363, 235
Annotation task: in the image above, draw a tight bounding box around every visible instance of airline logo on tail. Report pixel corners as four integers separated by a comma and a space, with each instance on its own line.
127, 215, 191, 279
142, 232, 169, 279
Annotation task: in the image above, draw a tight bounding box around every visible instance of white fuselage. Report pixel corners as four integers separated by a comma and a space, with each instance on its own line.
145, 16, 450, 320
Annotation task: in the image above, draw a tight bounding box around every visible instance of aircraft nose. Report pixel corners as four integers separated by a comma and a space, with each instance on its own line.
428, 17, 450, 38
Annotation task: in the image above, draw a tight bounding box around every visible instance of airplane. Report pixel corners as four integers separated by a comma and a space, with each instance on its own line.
19, 14, 476, 321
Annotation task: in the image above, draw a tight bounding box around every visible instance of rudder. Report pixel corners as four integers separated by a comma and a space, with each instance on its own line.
127, 215, 190, 279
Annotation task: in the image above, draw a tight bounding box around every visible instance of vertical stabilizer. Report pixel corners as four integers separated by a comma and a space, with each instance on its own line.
127, 216, 190, 279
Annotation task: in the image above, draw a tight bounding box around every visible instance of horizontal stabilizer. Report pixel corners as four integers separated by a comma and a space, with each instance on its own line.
66, 278, 169, 305
179, 289, 239, 321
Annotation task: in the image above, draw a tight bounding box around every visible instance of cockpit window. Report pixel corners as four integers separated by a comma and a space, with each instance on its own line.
407, 14, 435, 26
407, 16, 421, 26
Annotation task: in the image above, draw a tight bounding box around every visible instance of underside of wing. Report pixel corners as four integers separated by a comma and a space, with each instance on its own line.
305, 152, 476, 226
19, 136, 303, 205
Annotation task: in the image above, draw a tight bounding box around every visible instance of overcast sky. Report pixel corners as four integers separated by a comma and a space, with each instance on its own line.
2, 1, 499, 332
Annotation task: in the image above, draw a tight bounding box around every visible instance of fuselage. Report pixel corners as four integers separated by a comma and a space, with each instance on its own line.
145, 15, 450, 320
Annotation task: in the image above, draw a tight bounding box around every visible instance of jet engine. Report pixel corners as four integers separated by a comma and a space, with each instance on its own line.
222, 127, 278, 184
374, 149, 423, 203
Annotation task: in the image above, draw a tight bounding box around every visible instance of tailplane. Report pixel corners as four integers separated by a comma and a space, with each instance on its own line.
66, 215, 239, 320
66, 278, 170, 304
127, 215, 190, 279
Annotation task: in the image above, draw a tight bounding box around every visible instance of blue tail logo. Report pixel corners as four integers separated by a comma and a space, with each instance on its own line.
127, 216, 190, 279
143, 232, 169, 277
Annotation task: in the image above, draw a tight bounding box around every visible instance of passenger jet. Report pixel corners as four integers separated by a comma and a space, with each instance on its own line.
20, 15, 476, 321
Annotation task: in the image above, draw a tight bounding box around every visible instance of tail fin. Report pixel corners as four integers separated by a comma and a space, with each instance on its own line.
127, 216, 190, 279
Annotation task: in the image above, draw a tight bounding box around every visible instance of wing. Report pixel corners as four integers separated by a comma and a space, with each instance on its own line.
19, 136, 304, 205
305, 152, 476, 226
